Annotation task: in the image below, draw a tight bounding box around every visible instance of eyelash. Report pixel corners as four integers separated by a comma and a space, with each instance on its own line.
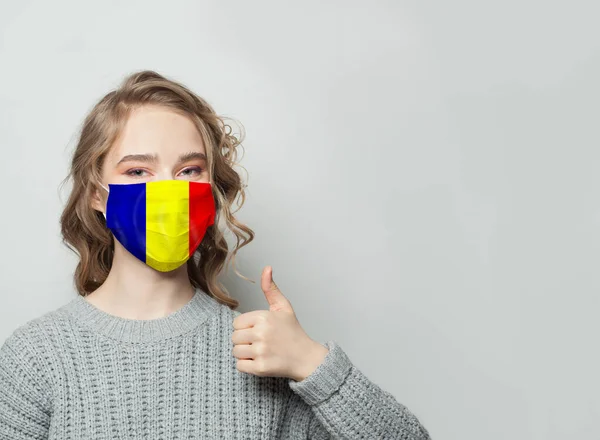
125, 167, 204, 178
125, 169, 148, 177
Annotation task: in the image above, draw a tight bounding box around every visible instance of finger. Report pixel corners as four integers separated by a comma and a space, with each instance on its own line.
231, 328, 257, 345
261, 266, 293, 313
261, 266, 280, 294
232, 310, 269, 330
236, 358, 255, 374
232, 343, 255, 360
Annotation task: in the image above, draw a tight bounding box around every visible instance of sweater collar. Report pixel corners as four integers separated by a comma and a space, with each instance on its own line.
62, 287, 222, 343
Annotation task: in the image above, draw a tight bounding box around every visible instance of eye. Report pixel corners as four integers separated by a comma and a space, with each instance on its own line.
179, 166, 203, 177
125, 168, 149, 178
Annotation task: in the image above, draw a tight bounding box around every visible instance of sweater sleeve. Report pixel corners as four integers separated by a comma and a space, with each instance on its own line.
287, 340, 431, 440
0, 331, 51, 440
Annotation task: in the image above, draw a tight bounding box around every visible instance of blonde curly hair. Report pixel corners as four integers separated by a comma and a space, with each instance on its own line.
59, 70, 255, 309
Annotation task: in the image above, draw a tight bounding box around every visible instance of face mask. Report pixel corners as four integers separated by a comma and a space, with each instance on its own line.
100, 180, 216, 272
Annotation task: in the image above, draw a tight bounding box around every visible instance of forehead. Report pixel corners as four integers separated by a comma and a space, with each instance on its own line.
109, 105, 206, 159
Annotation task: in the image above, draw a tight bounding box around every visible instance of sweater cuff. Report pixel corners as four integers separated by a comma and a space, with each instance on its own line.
288, 340, 353, 406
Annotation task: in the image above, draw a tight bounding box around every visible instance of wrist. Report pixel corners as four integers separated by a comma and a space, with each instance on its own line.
291, 341, 329, 382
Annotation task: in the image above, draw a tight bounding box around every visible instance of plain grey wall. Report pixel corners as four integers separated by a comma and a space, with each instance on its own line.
0, 1, 597, 439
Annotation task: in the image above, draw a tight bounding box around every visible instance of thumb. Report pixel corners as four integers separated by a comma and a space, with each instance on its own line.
261, 266, 293, 313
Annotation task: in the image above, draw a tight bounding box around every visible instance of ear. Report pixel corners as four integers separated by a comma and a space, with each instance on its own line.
90, 185, 106, 213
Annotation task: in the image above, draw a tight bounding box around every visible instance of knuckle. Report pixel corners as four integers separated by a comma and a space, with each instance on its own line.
255, 360, 267, 375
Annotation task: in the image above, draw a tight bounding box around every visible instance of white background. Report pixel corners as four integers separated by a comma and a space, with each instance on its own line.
0, 1, 598, 438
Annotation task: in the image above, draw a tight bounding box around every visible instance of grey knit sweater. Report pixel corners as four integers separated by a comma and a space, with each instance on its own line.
0, 288, 430, 439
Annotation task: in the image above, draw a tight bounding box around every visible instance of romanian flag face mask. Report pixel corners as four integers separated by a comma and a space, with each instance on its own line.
100, 180, 216, 272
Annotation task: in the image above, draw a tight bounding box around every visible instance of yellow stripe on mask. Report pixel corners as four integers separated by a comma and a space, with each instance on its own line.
145, 180, 190, 272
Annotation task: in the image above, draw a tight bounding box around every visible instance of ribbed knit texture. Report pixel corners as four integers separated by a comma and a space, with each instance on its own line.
0, 288, 431, 439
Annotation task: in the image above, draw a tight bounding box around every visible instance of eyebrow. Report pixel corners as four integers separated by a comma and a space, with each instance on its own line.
116, 152, 207, 167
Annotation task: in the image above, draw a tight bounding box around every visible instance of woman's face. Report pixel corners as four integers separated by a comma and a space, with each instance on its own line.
92, 104, 209, 211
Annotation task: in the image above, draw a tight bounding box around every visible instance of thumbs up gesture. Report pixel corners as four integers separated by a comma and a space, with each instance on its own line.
232, 266, 330, 382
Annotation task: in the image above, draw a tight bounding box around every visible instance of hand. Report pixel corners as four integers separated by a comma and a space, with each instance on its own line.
232, 266, 330, 382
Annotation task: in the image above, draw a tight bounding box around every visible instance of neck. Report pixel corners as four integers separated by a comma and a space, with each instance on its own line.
85, 243, 196, 320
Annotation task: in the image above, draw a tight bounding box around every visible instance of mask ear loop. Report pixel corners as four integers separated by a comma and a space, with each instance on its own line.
99, 183, 109, 219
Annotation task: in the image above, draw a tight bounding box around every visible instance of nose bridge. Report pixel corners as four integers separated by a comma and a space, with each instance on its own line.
155, 164, 176, 181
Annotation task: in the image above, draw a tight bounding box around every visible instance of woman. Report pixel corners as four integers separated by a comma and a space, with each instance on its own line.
0, 70, 431, 439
